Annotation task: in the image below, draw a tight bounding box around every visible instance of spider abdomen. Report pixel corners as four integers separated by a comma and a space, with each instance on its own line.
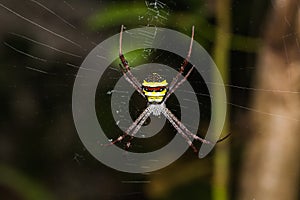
142, 73, 168, 104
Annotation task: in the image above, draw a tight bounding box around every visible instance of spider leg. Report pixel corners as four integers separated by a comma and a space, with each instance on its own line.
163, 107, 212, 145
161, 107, 198, 152
119, 65, 145, 97
119, 25, 144, 96
163, 66, 195, 104
102, 106, 151, 146
164, 107, 231, 144
168, 26, 194, 91
125, 110, 152, 148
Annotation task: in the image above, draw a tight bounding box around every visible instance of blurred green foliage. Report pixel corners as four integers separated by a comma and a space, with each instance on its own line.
0, 164, 55, 200
88, 2, 260, 53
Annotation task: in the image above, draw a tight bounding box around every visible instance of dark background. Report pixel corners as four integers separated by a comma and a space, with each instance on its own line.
1, 0, 298, 200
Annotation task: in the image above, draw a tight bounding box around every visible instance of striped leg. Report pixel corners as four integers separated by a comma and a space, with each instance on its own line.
164, 107, 231, 144
168, 26, 194, 91
102, 106, 151, 146
125, 110, 152, 148
119, 25, 145, 97
163, 66, 195, 103
162, 107, 198, 152
163, 107, 212, 144
120, 65, 145, 97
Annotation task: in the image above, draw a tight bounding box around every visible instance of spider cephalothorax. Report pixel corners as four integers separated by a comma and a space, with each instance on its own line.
142, 73, 168, 103
104, 25, 229, 152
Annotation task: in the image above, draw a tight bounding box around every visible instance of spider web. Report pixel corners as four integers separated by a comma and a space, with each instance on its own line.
0, 0, 299, 199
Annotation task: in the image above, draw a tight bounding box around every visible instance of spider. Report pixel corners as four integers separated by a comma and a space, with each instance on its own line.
105, 25, 228, 153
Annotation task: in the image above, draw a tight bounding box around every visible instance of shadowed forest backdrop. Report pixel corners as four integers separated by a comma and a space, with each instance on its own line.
0, 0, 299, 199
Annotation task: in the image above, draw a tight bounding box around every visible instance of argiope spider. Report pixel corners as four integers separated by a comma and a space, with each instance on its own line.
105, 25, 228, 153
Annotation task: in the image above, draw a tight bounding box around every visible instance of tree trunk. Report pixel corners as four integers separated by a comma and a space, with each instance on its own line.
212, 0, 231, 199
239, 0, 300, 199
